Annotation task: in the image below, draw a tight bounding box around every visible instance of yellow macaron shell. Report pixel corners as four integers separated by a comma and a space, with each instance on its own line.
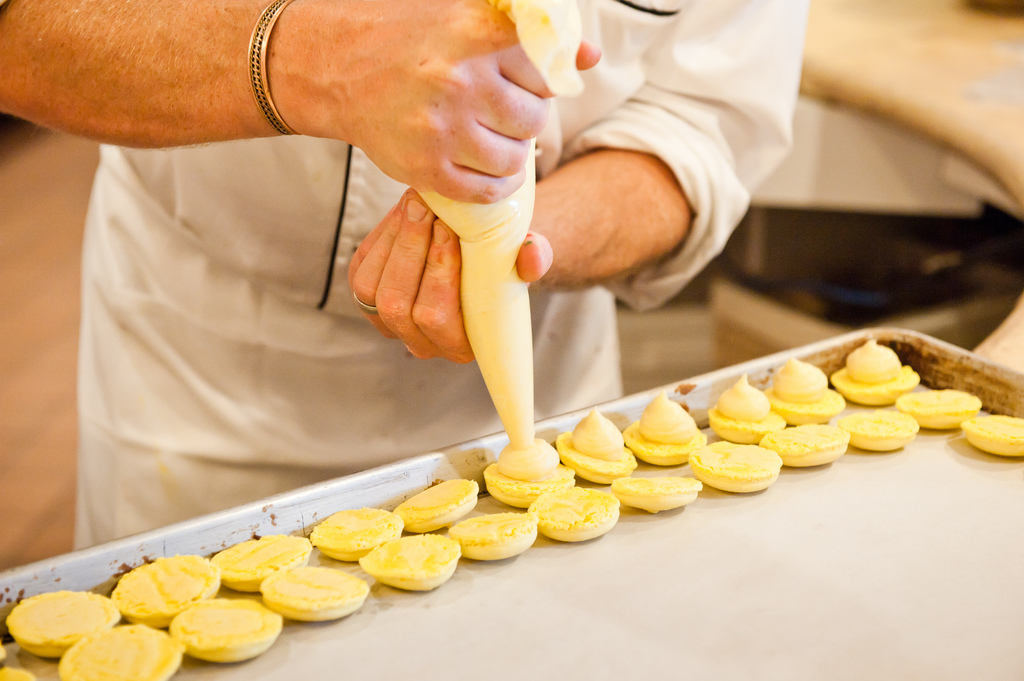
169, 598, 283, 663
895, 390, 983, 429
830, 365, 921, 406
622, 422, 707, 466
709, 375, 787, 444
610, 476, 703, 513
765, 387, 846, 425
210, 534, 312, 592
961, 415, 1024, 457
759, 424, 851, 467
688, 442, 783, 493
310, 508, 404, 561
7, 591, 121, 658
483, 463, 576, 508
394, 479, 479, 533
0, 669, 36, 681
448, 513, 539, 560
837, 410, 920, 451
555, 432, 637, 484
765, 358, 846, 425
528, 487, 620, 543
58, 624, 184, 681
110, 555, 221, 628
259, 566, 369, 622
359, 534, 462, 591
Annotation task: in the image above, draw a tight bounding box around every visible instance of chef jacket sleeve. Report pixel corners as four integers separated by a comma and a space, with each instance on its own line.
562, 0, 809, 311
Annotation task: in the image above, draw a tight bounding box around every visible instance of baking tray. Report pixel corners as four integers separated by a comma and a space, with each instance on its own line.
3, 328, 1024, 680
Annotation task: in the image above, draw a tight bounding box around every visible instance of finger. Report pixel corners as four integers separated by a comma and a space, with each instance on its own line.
412, 220, 474, 363
349, 206, 402, 339
496, 45, 555, 99
577, 40, 601, 71
431, 162, 527, 204
453, 126, 532, 179
349, 213, 390, 284
375, 193, 449, 358
515, 231, 554, 283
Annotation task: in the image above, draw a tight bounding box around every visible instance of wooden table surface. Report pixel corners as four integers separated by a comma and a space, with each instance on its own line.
803, 0, 1024, 212
802, 0, 1024, 371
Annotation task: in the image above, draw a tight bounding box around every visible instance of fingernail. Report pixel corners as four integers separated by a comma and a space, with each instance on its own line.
406, 197, 429, 222
540, 242, 554, 272
432, 223, 451, 246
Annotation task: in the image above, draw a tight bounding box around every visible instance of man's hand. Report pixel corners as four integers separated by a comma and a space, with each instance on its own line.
348, 190, 553, 361
273, 0, 601, 204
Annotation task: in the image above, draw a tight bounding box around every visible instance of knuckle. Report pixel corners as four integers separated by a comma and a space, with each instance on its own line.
374, 289, 411, 321
411, 303, 447, 331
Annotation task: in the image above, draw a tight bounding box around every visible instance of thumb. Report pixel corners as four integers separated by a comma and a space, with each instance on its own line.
516, 232, 554, 283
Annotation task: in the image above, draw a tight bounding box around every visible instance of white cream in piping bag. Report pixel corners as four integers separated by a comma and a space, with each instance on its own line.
420, 0, 583, 482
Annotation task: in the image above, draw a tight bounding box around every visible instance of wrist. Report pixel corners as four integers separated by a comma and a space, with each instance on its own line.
264, 0, 364, 140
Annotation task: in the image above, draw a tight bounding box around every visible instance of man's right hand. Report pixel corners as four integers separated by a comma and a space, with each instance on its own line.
271, 0, 554, 204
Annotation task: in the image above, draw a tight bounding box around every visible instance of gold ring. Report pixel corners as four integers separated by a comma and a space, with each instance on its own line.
353, 291, 378, 315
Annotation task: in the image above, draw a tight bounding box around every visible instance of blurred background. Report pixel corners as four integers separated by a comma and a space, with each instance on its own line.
2, 0, 1023, 570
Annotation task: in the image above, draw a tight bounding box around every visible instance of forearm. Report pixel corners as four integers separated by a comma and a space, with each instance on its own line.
531, 149, 692, 289
0, 0, 283, 145
974, 292, 1024, 373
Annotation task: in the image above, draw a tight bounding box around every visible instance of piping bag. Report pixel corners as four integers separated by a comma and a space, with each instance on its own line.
419, 0, 583, 481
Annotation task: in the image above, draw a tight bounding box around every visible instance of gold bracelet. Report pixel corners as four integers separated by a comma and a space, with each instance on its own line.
249, 0, 297, 135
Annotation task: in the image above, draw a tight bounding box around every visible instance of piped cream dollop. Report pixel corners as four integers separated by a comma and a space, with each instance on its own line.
571, 410, 625, 461
497, 438, 560, 481
773, 358, 828, 403
639, 391, 698, 445
846, 340, 901, 383
716, 375, 771, 422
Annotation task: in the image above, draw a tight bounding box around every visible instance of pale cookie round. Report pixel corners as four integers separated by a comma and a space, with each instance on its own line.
895, 390, 983, 429
359, 535, 461, 591
688, 442, 783, 493
759, 424, 851, 467
483, 463, 575, 508
310, 508, 404, 561
554, 432, 637, 484
169, 598, 282, 663
610, 477, 703, 513
0, 669, 36, 681
961, 415, 1024, 457
211, 534, 312, 592
111, 555, 221, 628
830, 365, 920, 406
707, 407, 787, 445
7, 591, 121, 658
448, 513, 538, 561
528, 487, 620, 543
58, 625, 183, 681
764, 387, 846, 425
260, 566, 369, 622
394, 479, 479, 533
837, 410, 920, 451
622, 423, 707, 466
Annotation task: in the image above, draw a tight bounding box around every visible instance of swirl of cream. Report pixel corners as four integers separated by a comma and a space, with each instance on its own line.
716, 374, 771, 422
639, 391, 698, 445
497, 438, 560, 481
846, 339, 901, 383
772, 358, 828, 403
571, 410, 626, 461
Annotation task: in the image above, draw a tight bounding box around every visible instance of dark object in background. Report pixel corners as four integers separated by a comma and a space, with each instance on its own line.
722, 205, 1024, 327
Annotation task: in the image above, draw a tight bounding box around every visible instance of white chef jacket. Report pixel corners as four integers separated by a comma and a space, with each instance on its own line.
75, 0, 807, 545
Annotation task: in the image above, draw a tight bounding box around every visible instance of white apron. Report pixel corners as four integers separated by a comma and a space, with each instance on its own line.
75, 0, 807, 545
